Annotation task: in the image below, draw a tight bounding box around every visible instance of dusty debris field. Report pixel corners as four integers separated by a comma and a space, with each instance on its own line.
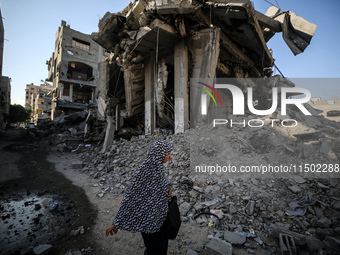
2, 107, 340, 255
46, 109, 340, 255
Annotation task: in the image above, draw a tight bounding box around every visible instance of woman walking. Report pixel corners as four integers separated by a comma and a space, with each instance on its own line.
106, 140, 173, 255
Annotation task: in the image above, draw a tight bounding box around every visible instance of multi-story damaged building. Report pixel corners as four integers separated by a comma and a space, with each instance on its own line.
46, 20, 106, 120
33, 93, 52, 124
1, 76, 11, 128
25, 83, 53, 124
90, 0, 316, 139
25, 83, 53, 106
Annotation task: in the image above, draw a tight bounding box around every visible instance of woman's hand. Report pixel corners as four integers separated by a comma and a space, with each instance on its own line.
168, 188, 172, 197
106, 225, 118, 237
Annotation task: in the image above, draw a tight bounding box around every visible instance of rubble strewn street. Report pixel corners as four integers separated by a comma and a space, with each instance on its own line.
1, 0, 339, 255
36, 101, 339, 254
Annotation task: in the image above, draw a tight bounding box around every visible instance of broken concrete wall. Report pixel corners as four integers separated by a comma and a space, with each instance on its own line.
146, 0, 199, 14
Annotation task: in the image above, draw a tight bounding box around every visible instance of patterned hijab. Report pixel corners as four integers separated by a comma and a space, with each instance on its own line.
113, 140, 173, 233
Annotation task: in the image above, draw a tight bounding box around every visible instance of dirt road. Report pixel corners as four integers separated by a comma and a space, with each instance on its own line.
0, 129, 210, 255
0, 129, 97, 255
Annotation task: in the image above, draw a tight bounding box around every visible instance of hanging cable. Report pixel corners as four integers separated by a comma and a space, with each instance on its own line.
264, 0, 279, 8
155, 27, 160, 122
113, 70, 121, 97
274, 0, 281, 9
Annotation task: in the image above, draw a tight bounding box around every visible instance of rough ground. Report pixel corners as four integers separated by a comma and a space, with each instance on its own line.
1, 107, 340, 255
0, 129, 96, 255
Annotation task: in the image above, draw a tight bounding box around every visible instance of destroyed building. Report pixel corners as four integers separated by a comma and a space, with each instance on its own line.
25, 83, 53, 124
32, 89, 52, 125
1, 76, 10, 128
46, 20, 107, 120
90, 0, 316, 139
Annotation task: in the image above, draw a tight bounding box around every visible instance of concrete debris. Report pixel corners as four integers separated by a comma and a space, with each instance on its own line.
71, 161, 84, 169
32, 244, 52, 255
185, 249, 198, 255
279, 233, 297, 255
305, 235, 324, 253
206, 237, 232, 255
43, 108, 339, 254
65, 250, 82, 255
223, 231, 246, 245
288, 185, 302, 194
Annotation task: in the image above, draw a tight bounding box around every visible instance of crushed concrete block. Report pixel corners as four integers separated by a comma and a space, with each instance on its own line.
321, 140, 339, 163
65, 250, 82, 255
293, 176, 307, 184
33, 244, 52, 255
200, 199, 219, 207
317, 217, 332, 228
186, 249, 198, 255
245, 200, 255, 215
224, 231, 246, 245
229, 204, 237, 214
333, 202, 340, 210
206, 238, 232, 255
305, 236, 324, 253
72, 161, 84, 169
325, 236, 340, 246
179, 202, 191, 216
317, 182, 329, 190
288, 185, 301, 194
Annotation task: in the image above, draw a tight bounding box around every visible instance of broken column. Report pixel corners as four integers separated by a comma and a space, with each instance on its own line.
189, 28, 220, 127
174, 39, 189, 134
102, 116, 115, 153
97, 62, 110, 121
145, 54, 156, 135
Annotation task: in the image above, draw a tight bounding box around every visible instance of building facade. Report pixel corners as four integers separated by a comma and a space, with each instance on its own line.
25, 83, 53, 124
33, 91, 52, 124
0, 9, 6, 129
46, 20, 106, 119
1, 76, 10, 128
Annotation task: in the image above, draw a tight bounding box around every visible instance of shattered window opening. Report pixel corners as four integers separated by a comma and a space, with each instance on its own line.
67, 62, 93, 82
72, 38, 90, 51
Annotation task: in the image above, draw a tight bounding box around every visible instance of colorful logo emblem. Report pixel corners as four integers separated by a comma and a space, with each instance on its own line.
196, 82, 222, 107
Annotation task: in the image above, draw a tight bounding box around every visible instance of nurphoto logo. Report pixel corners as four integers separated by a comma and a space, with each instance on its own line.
192, 78, 312, 128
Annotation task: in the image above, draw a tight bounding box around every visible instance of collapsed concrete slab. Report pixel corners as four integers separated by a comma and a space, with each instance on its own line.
89, 0, 316, 136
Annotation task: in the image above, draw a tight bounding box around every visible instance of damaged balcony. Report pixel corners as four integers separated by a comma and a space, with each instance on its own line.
66, 62, 94, 83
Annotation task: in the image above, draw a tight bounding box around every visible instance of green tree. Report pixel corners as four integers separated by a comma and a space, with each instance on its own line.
25, 104, 32, 119
9, 104, 30, 123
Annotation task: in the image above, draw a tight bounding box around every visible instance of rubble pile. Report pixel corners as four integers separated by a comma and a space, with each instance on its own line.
47, 104, 340, 254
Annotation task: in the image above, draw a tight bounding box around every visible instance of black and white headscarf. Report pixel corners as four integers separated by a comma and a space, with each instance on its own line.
113, 140, 173, 234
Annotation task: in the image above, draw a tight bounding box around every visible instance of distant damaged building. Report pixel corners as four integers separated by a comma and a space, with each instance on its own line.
46, 21, 107, 120
90, 0, 316, 139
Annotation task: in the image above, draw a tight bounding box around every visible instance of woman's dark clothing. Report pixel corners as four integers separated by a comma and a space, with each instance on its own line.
141, 220, 168, 255
113, 139, 173, 233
